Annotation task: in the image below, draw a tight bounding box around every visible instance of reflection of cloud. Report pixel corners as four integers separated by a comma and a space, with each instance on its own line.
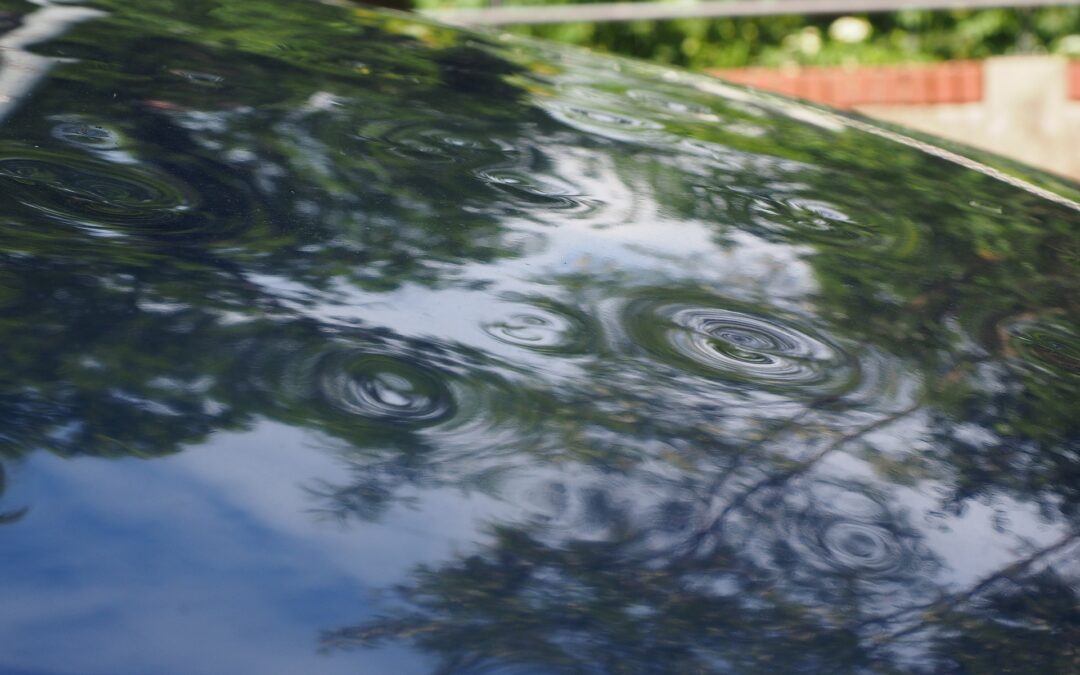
0, 421, 522, 674
902, 487, 1068, 587
248, 127, 819, 353
168, 422, 516, 586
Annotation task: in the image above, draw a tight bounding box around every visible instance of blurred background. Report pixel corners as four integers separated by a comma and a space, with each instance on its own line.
399, 0, 1080, 180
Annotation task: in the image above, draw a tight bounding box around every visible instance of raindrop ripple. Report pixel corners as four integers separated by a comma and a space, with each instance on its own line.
623, 294, 858, 394
0, 149, 194, 229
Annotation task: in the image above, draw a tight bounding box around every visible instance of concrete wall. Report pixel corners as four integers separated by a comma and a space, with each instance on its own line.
714, 57, 1080, 183
857, 57, 1080, 183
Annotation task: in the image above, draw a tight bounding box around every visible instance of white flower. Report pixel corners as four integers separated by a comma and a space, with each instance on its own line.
784, 26, 821, 56
796, 27, 822, 56
829, 16, 872, 44
1057, 34, 1080, 56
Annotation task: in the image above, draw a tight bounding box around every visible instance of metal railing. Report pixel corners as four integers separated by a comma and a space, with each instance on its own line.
421, 0, 1078, 26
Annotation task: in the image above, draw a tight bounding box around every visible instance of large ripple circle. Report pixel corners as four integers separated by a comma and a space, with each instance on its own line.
237, 338, 456, 429
777, 483, 919, 579
733, 481, 923, 583
540, 88, 669, 145
0, 154, 191, 225
474, 167, 601, 216
817, 521, 903, 573
623, 295, 857, 393
741, 193, 923, 255
50, 118, 123, 150
238, 338, 549, 453
355, 119, 508, 166
315, 352, 454, 424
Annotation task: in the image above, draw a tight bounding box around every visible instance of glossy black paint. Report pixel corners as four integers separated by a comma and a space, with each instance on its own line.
1, 1, 1079, 672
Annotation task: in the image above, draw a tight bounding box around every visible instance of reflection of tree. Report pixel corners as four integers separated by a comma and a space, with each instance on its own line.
324, 485, 1077, 672
931, 562, 1080, 674
305, 318, 1071, 671
324, 526, 880, 673
0, 1, 551, 460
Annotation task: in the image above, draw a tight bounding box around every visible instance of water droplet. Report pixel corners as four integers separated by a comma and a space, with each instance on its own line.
51, 120, 122, 150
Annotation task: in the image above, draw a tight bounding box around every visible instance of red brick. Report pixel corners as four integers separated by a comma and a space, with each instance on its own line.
709, 61, 985, 109
1068, 61, 1080, 100
928, 66, 947, 104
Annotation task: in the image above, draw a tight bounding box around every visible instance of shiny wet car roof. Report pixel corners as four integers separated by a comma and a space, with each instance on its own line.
1, 0, 1080, 672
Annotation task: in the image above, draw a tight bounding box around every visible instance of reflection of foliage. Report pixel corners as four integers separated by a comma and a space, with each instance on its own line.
933, 567, 1080, 674
0, 0, 551, 459
325, 510, 1078, 672
323, 461, 1078, 673
324, 526, 879, 673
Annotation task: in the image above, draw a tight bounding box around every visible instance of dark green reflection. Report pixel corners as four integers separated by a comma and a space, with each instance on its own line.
1, 0, 1079, 672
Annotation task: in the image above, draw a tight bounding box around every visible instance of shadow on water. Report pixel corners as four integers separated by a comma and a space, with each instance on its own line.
1, 0, 1080, 672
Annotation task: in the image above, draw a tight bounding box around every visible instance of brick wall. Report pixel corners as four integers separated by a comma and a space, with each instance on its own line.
710, 57, 1080, 181
712, 60, 1080, 109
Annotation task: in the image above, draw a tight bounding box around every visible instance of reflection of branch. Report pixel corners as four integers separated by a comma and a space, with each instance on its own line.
678, 402, 921, 560
865, 530, 1080, 646
688, 396, 835, 518
726, 403, 917, 514
0, 462, 28, 525
305, 463, 422, 523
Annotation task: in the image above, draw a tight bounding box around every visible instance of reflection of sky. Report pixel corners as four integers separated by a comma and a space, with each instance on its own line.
821, 451, 1070, 590
0, 421, 515, 674
249, 139, 818, 369
4, 415, 1072, 672
223, 128, 1078, 639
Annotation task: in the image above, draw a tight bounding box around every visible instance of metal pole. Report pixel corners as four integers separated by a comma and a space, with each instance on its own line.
422, 0, 1079, 26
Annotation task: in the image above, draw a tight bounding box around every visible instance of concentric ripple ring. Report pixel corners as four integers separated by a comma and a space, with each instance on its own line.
0, 150, 193, 228
623, 294, 858, 394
